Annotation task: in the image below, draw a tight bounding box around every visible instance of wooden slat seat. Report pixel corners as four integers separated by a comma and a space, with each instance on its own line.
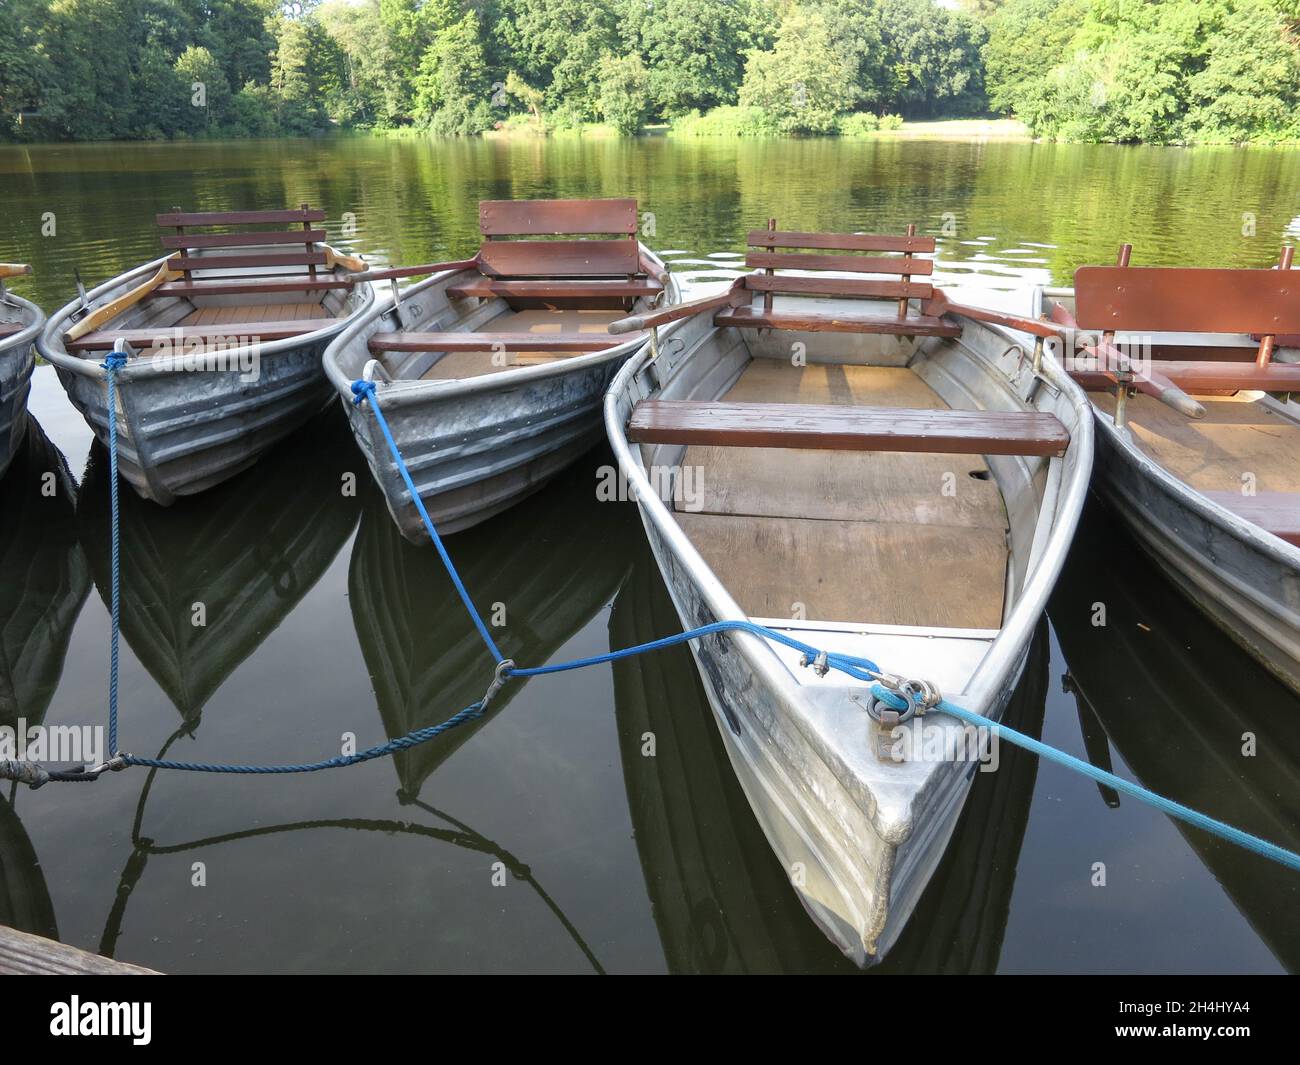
170, 252, 328, 271
627, 399, 1069, 457
155, 204, 339, 293
367, 331, 624, 354
154, 276, 354, 297
447, 278, 662, 300
723, 222, 947, 336
746, 274, 933, 301
715, 306, 961, 337
0, 322, 24, 338
1201, 490, 1300, 546
66, 318, 331, 351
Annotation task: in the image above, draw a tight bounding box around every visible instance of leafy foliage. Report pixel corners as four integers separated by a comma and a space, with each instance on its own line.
4, 0, 1297, 142
984, 0, 1300, 142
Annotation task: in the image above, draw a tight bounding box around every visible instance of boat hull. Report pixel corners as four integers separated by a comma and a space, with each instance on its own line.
605, 301, 1092, 964
324, 262, 679, 542
0, 292, 43, 480
611, 543, 1051, 973
353, 350, 629, 540
38, 258, 374, 504
1090, 409, 1300, 694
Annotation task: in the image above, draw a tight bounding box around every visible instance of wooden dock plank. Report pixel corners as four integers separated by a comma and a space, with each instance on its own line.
0, 925, 160, 975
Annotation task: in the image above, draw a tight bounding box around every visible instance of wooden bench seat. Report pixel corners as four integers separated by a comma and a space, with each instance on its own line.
154, 276, 353, 297
1202, 490, 1300, 546
66, 318, 331, 351
367, 331, 624, 354
715, 306, 961, 337
1070, 360, 1300, 393
447, 278, 662, 301
627, 399, 1069, 457
0, 322, 25, 338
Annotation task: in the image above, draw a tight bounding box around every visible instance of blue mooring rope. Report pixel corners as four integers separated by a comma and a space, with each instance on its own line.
870, 687, 1300, 872
30, 364, 1297, 877
102, 347, 127, 756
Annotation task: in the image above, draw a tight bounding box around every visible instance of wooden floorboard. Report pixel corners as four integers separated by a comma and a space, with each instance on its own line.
675, 512, 1008, 628
672, 360, 1010, 630
680, 446, 1008, 528
181, 301, 330, 327
1094, 393, 1300, 493
420, 350, 569, 380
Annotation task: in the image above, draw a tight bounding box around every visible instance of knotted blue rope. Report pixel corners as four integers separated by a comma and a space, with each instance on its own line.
102, 347, 128, 756
872, 685, 1300, 873
124, 702, 487, 774
351, 379, 505, 664
508, 619, 881, 679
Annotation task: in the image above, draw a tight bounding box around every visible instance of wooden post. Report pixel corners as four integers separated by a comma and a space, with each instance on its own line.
174, 205, 190, 283
1109, 242, 1133, 423
898, 223, 917, 319
1257, 244, 1293, 367
302, 202, 317, 280
763, 217, 776, 314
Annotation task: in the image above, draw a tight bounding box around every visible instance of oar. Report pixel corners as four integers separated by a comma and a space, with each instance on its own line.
1049, 302, 1205, 419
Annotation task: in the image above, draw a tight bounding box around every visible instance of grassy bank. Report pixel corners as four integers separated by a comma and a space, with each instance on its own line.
875, 118, 1032, 140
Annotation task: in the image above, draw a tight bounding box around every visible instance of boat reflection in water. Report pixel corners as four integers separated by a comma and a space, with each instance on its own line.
1050, 499, 1300, 972
77, 408, 362, 724
0, 416, 87, 943
0, 414, 91, 727
610, 542, 1050, 974
348, 448, 639, 802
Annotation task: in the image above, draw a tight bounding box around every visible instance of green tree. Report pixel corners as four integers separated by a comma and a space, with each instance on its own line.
413, 12, 494, 133
504, 70, 545, 122
738, 7, 857, 134
597, 52, 651, 133
495, 0, 618, 119
0, 0, 58, 138
868, 0, 988, 117
983, 0, 1088, 113
623, 0, 766, 117
270, 13, 340, 134
1184, 0, 1300, 140
175, 45, 234, 134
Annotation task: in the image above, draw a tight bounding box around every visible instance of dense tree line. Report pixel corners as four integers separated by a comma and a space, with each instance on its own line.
1, 0, 1298, 144
985, 0, 1300, 143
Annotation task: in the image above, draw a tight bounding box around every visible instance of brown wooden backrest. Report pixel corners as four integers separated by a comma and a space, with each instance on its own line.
743, 223, 936, 314
157, 205, 328, 277
1077, 242, 1298, 367
1075, 265, 1300, 335
476, 198, 640, 278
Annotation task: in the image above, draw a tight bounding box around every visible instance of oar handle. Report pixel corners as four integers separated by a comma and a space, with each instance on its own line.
608, 279, 746, 335
351, 258, 480, 284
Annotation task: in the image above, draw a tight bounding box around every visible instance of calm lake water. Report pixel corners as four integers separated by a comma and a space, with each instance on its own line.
2, 135, 1298, 973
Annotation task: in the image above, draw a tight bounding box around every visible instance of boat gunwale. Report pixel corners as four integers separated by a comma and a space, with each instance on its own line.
321, 248, 681, 406
604, 294, 1094, 714
37, 251, 375, 380
0, 291, 47, 358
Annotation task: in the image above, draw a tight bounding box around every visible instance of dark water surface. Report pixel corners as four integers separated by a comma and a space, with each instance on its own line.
2, 135, 1298, 973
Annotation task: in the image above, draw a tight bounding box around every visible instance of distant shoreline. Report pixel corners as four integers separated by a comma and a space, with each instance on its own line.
472, 116, 1034, 142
